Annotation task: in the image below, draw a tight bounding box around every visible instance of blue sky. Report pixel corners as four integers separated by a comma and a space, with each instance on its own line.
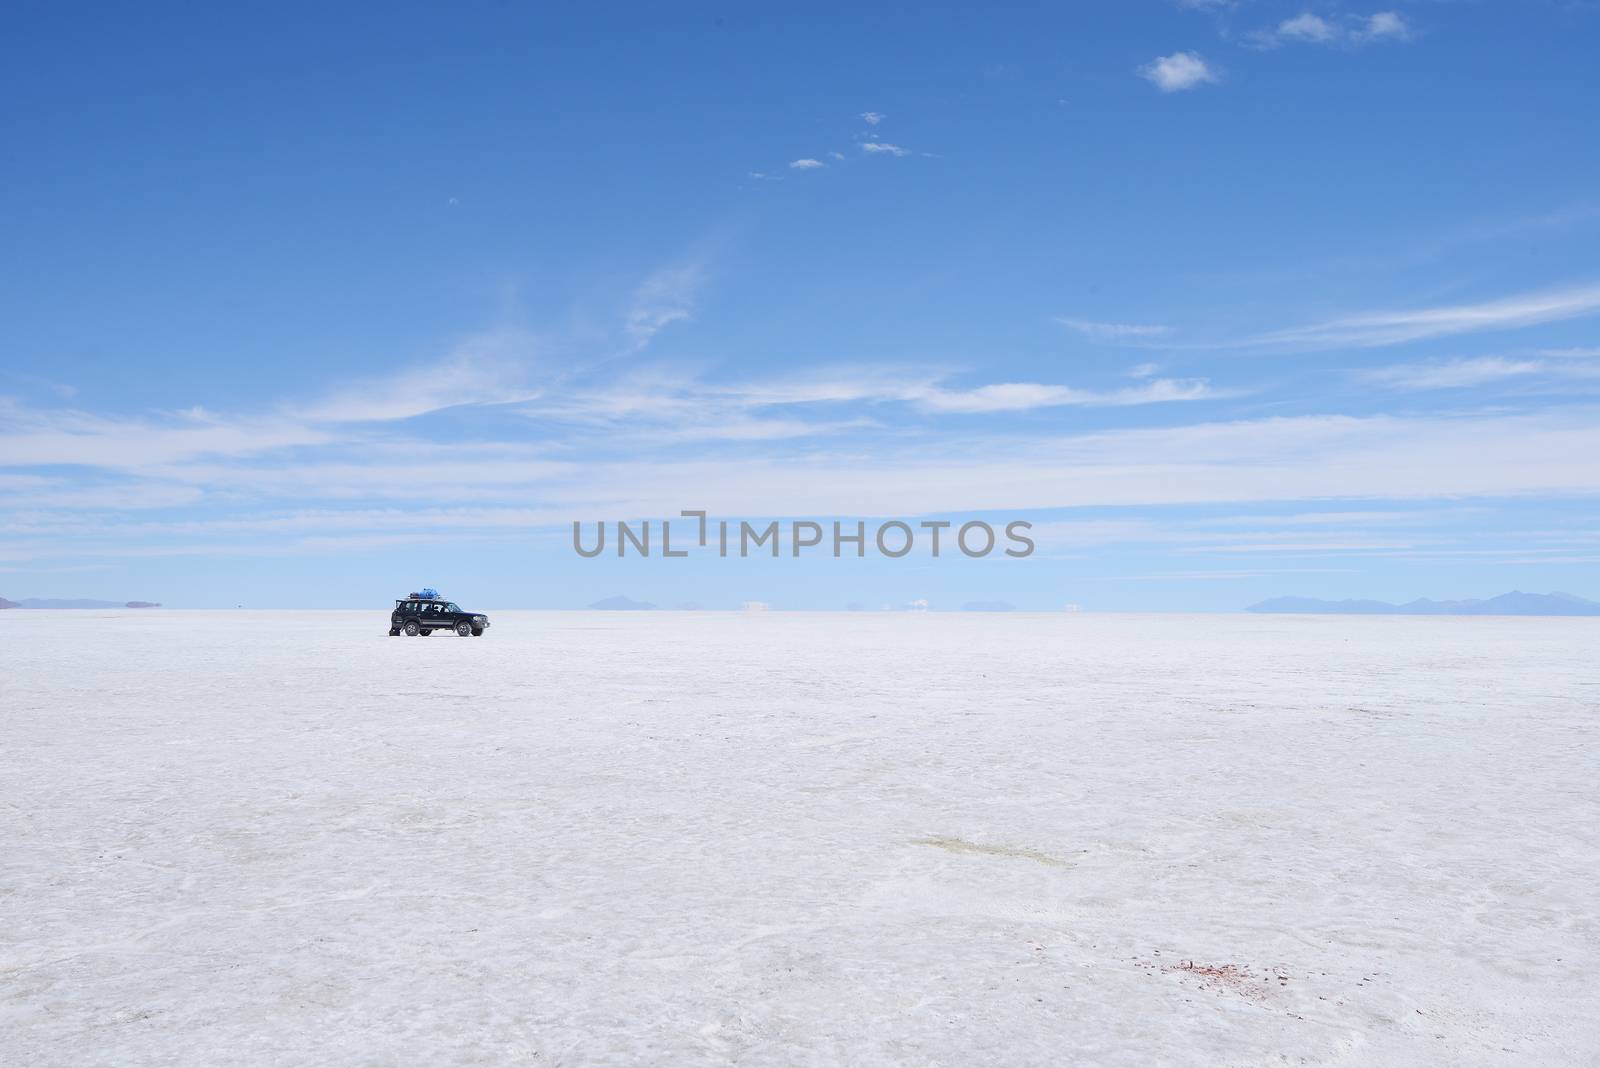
2, 0, 1598, 610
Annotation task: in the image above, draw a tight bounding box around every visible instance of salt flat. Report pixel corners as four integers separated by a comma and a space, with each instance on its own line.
3, 610, 1597, 1066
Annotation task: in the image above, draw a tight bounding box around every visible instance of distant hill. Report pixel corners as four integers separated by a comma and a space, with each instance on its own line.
961, 600, 1016, 612
588, 595, 656, 610
1247, 591, 1600, 617
0, 597, 161, 609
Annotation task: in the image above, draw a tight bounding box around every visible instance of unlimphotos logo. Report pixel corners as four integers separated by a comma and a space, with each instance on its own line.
573, 511, 1034, 559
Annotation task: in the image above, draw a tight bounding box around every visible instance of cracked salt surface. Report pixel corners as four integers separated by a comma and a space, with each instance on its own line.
3, 610, 1598, 1065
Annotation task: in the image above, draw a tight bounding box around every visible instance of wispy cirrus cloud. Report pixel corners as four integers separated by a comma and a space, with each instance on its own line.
6, 231, 1596, 581
732, 369, 1218, 413
296, 409, 1600, 517
1360, 349, 1600, 391
912, 378, 1214, 413
291, 328, 543, 424
1139, 52, 1218, 92
1362, 356, 1545, 391
10, 396, 1600, 566
1251, 282, 1600, 349
861, 142, 909, 157
625, 263, 703, 349
0, 404, 339, 471
527, 365, 1220, 431
789, 158, 825, 170
1057, 317, 1172, 342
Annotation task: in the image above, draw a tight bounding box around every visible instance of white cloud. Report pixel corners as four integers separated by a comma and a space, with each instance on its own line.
1253, 282, 1600, 349
1057, 317, 1172, 342
325, 409, 1600, 521
11, 394, 1600, 559
861, 142, 909, 157
293, 329, 542, 424
861, 112, 885, 126
1139, 52, 1218, 92
828, 151, 845, 161
1278, 13, 1337, 43
625, 264, 702, 349
0, 406, 339, 471
912, 379, 1214, 413
555, 409, 1600, 518
0, 481, 207, 512
1255, 10, 1411, 48
1128, 363, 1162, 379
0, 358, 1221, 499
1361, 11, 1409, 40
535, 365, 1216, 428
1364, 357, 1544, 390
0, 320, 548, 474
708, 369, 942, 408
731, 369, 1214, 412
789, 158, 825, 170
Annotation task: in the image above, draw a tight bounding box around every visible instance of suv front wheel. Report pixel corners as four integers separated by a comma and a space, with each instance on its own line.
455, 620, 472, 637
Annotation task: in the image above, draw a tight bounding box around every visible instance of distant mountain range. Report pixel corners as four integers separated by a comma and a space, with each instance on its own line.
0, 597, 161, 609
1247, 591, 1600, 617
588, 595, 656, 610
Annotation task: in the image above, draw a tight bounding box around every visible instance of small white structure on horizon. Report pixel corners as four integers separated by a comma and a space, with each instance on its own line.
742, 601, 770, 612
1063, 603, 1082, 613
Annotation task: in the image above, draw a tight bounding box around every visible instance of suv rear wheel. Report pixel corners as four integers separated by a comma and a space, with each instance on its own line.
404, 620, 420, 636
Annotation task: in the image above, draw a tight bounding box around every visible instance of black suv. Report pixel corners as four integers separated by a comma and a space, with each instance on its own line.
389, 596, 490, 637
